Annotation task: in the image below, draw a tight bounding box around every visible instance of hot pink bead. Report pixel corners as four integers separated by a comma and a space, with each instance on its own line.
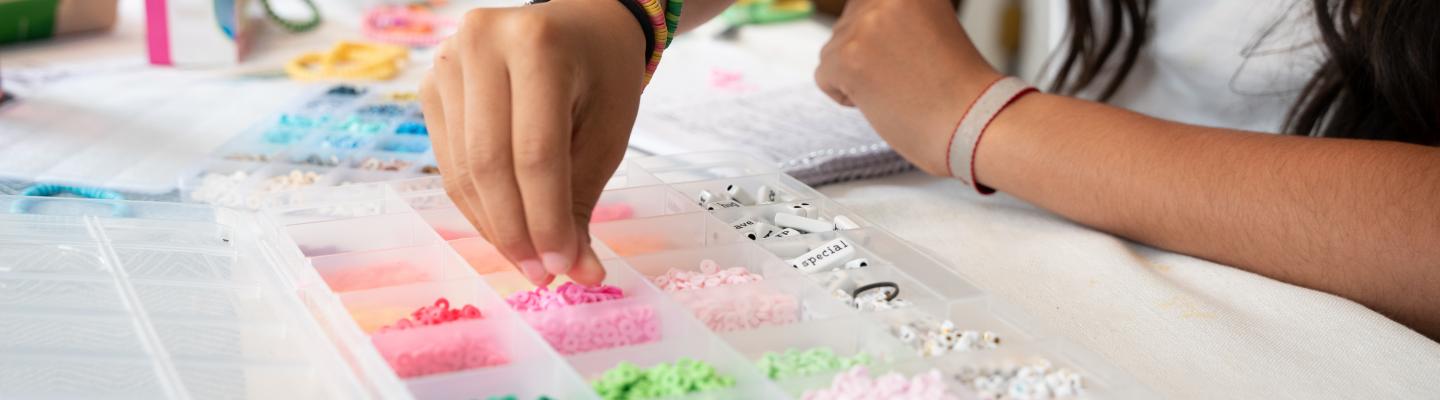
378, 297, 484, 333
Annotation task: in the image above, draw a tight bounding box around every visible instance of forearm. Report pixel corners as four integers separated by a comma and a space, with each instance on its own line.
976, 93, 1440, 337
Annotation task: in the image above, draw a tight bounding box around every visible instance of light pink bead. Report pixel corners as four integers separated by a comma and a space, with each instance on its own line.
802, 366, 959, 400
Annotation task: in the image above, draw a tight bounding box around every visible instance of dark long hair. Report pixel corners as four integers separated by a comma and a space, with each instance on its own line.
1049, 0, 1440, 146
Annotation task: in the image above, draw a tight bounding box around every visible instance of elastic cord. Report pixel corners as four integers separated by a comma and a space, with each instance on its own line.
616, 0, 657, 67
260, 0, 323, 33
852, 282, 899, 302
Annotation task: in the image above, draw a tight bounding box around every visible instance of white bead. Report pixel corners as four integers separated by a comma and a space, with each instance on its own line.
698, 189, 729, 206
729, 217, 760, 235
896, 325, 918, 342
788, 237, 856, 273
782, 202, 818, 218
748, 222, 777, 240
703, 199, 744, 211
843, 258, 869, 269
726, 184, 755, 205
833, 215, 860, 230
773, 212, 834, 233
756, 185, 777, 204
769, 228, 803, 239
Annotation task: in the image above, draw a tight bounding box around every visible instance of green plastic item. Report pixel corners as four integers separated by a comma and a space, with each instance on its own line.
756, 346, 872, 380
0, 0, 59, 44
592, 359, 736, 400
721, 0, 813, 26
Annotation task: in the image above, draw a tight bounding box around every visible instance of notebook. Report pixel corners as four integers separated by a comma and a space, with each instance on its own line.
631, 83, 914, 187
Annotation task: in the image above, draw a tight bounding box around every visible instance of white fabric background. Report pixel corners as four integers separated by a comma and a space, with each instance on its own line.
822, 172, 1440, 398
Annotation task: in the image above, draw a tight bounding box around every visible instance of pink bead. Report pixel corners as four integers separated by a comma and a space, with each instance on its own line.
590, 203, 634, 222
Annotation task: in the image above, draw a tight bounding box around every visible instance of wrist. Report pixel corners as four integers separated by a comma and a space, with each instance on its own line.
943, 75, 1035, 194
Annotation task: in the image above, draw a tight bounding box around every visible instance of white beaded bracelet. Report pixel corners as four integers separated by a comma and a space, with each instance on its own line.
945, 76, 1036, 194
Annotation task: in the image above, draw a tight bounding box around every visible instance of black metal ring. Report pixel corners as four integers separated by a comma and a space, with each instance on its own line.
852, 281, 899, 302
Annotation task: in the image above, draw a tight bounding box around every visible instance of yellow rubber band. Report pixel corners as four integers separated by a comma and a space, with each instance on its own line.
285, 41, 410, 81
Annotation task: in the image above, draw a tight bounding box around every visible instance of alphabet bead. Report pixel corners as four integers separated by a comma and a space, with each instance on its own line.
756, 185, 777, 204
769, 228, 803, 239
890, 317, 1003, 357
698, 189, 725, 206
844, 258, 870, 269
784, 202, 817, 218
726, 184, 756, 205
790, 238, 857, 273
833, 215, 861, 230
704, 199, 744, 211
747, 222, 778, 240
952, 358, 1084, 400
774, 213, 836, 233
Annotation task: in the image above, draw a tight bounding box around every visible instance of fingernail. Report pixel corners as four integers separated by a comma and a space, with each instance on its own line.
518, 259, 548, 285
541, 252, 572, 275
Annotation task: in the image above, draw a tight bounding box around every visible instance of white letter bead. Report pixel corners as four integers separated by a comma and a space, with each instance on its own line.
729, 217, 760, 234
833, 215, 860, 230
756, 185, 777, 204
769, 228, 803, 239
789, 237, 857, 273
748, 222, 777, 240
782, 202, 817, 218
726, 184, 755, 205
774, 212, 835, 233
843, 258, 870, 269
704, 199, 744, 211
698, 189, 729, 206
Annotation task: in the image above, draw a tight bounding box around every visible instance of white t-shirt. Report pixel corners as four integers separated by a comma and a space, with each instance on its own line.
1047, 0, 1326, 133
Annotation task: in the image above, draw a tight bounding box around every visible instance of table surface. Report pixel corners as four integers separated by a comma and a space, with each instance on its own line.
3, 0, 1438, 398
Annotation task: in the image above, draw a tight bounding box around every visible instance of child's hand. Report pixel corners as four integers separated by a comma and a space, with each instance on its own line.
815, 0, 1002, 176
419, 1, 648, 286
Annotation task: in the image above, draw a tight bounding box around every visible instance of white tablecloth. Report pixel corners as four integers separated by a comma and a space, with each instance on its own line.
4, 0, 1437, 398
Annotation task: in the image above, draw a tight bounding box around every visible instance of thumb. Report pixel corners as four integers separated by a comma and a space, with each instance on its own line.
565, 224, 608, 286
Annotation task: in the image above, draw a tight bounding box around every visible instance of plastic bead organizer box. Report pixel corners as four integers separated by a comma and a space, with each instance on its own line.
0, 88, 1155, 400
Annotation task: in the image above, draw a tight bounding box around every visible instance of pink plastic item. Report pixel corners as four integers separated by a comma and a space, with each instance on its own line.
674, 286, 800, 332
505, 282, 626, 312
370, 319, 509, 378
650, 259, 764, 291
362, 5, 456, 47
801, 366, 959, 400
590, 203, 634, 223
377, 298, 483, 333
322, 261, 431, 292
506, 282, 660, 354
524, 303, 660, 354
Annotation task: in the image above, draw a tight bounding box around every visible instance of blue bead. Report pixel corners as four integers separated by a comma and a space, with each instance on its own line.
263, 129, 306, 144
12, 184, 129, 217
326, 85, 364, 96
395, 121, 428, 136
357, 104, 405, 116
381, 140, 429, 153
